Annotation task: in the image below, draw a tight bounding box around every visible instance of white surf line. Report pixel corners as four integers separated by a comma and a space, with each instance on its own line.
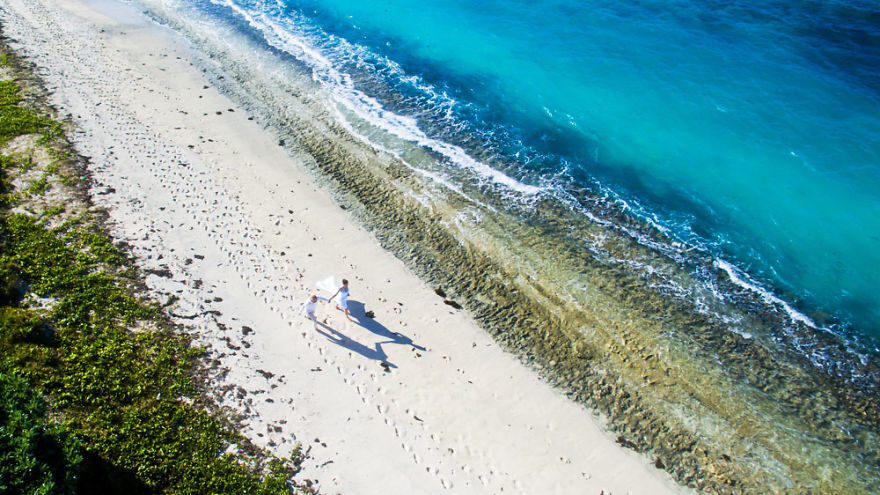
714, 259, 816, 329
1, 0, 691, 493
210, 0, 546, 196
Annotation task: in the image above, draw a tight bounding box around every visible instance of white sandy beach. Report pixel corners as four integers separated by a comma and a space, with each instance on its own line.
1, 0, 689, 493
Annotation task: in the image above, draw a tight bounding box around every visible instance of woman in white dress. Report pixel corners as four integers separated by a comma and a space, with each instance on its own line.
329, 278, 352, 321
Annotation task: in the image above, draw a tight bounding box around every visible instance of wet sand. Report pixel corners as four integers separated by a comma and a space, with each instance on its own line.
0, 0, 688, 493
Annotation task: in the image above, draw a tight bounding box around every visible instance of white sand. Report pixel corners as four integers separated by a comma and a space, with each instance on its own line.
1, 0, 689, 493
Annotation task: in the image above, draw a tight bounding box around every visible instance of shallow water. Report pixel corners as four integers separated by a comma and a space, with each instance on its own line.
137, 0, 880, 491
239, 0, 880, 340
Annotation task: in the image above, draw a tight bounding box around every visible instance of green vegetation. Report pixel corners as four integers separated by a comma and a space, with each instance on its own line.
0, 44, 306, 494
0, 155, 12, 208
0, 373, 82, 495
0, 80, 56, 147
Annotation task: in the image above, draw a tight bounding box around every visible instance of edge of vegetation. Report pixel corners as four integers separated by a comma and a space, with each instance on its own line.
0, 35, 311, 495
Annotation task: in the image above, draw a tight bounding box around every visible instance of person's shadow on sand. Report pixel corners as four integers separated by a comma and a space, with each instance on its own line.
317, 300, 425, 369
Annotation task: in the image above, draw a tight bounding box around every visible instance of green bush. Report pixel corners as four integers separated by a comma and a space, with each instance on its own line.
0, 258, 23, 306
0, 80, 53, 146
0, 156, 13, 208
2, 214, 154, 330
0, 306, 47, 343
0, 372, 83, 494
0, 53, 303, 494
0, 201, 299, 494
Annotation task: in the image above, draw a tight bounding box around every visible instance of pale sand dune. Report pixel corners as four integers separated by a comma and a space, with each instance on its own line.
1, 0, 689, 493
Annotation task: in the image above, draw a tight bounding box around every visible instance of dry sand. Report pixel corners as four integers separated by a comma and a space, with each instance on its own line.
1, 0, 689, 493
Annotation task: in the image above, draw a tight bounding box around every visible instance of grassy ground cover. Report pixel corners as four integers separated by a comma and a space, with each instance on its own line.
0, 40, 309, 494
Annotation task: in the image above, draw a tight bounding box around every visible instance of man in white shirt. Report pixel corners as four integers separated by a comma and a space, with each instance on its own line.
299, 294, 325, 329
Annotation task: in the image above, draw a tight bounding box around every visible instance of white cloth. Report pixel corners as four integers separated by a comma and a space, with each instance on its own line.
316, 276, 337, 294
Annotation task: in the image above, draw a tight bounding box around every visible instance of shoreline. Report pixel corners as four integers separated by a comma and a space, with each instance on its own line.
0, 0, 688, 494
148, 0, 880, 492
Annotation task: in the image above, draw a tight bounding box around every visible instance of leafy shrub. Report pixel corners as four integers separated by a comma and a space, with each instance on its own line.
0, 187, 300, 495
0, 49, 303, 494
0, 80, 53, 146
0, 258, 23, 306
0, 373, 82, 494
0, 306, 47, 343
2, 214, 154, 330
0, 155, 13, 208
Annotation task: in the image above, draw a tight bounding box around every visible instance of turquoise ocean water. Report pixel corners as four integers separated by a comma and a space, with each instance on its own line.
132, 0, 880, 488
226, 0, 880, 341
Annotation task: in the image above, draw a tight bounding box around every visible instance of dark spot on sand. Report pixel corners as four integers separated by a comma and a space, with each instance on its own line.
146, 268, 173, 278
443, 299, 461, 309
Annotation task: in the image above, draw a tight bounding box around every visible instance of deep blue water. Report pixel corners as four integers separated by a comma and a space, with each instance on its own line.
220, 0, 880, 340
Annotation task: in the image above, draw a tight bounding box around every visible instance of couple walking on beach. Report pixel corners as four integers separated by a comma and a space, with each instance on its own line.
300, 278, 351, 329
